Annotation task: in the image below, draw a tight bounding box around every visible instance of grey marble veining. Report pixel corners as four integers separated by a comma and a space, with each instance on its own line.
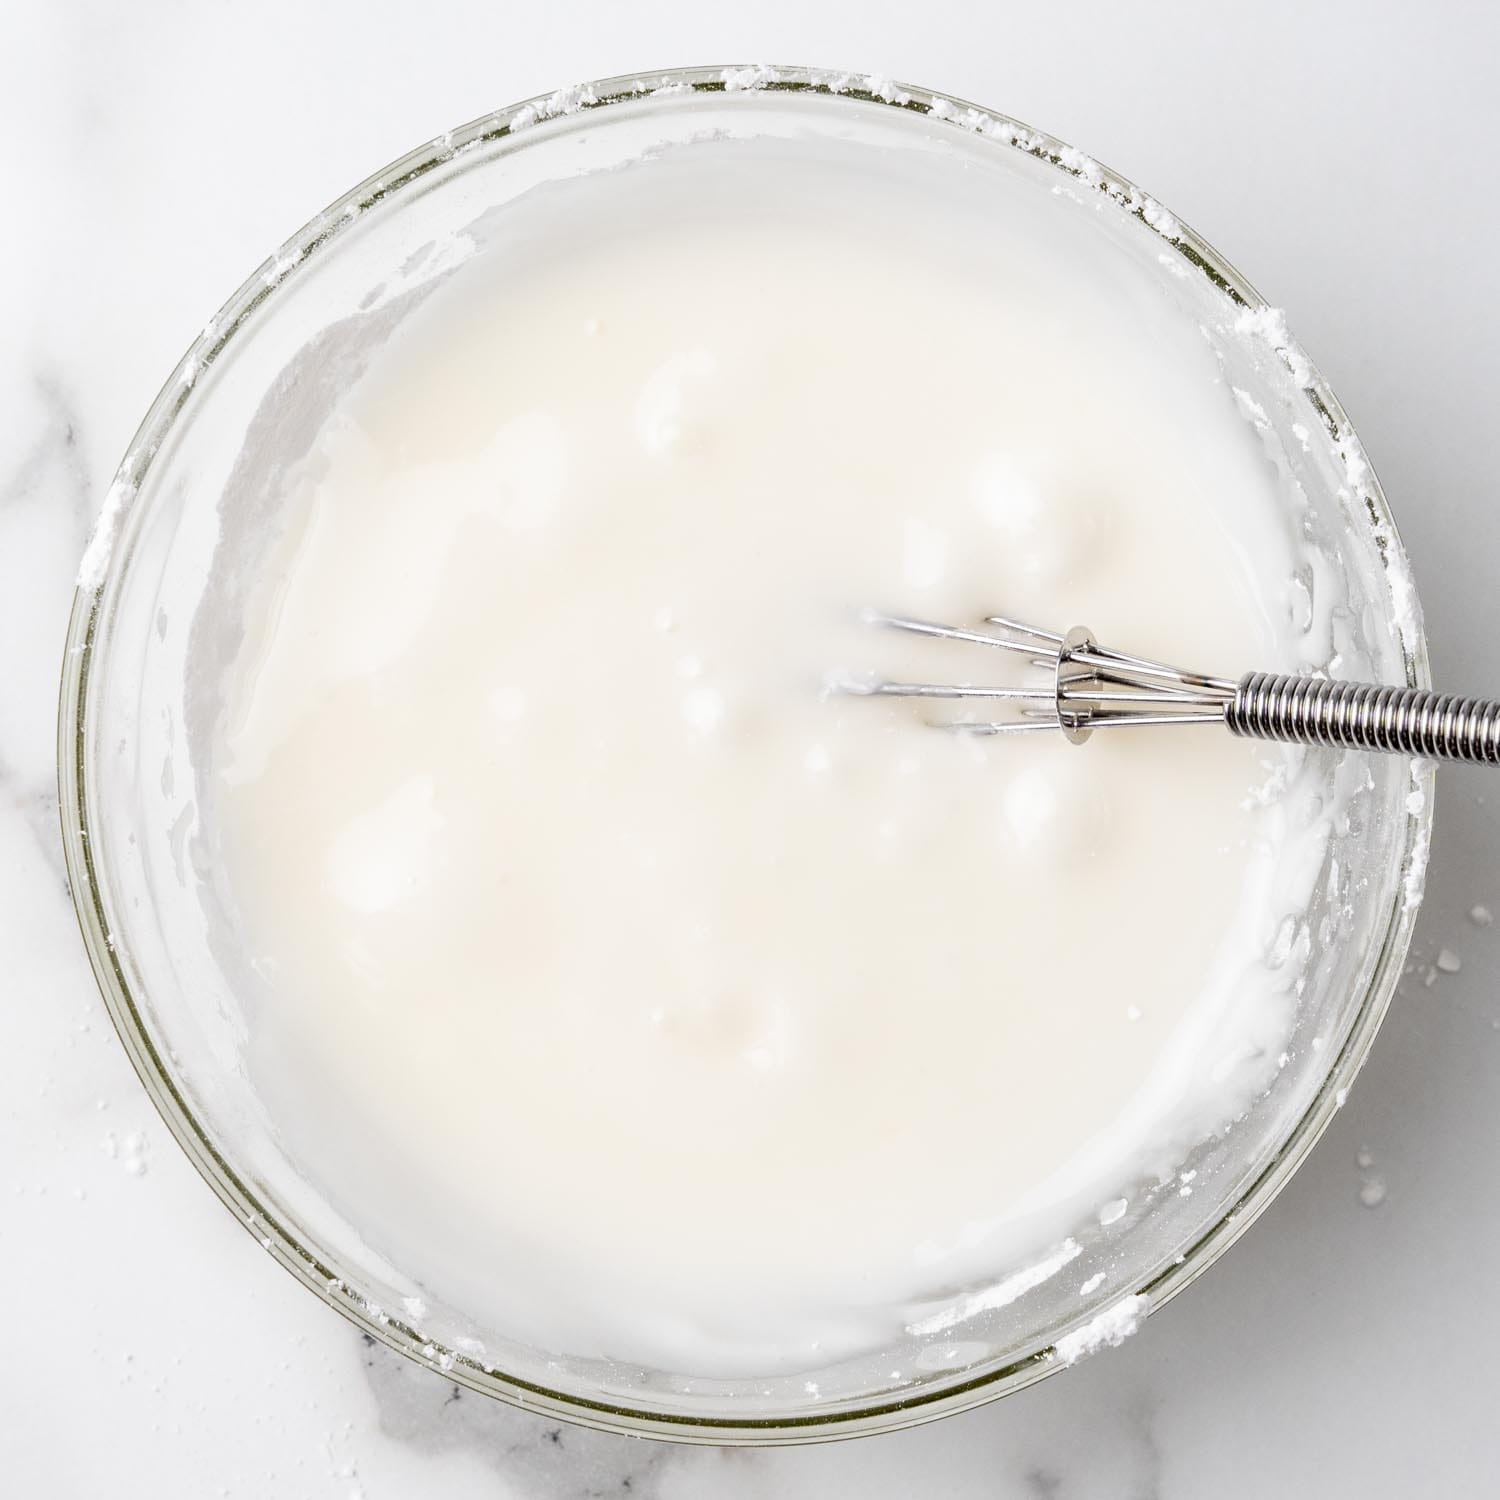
6, 1, 1500, 1494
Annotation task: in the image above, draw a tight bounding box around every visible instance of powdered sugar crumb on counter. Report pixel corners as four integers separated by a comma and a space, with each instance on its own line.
102, 1130, 149, 1178
1355, 1149, 1383, 1208
1052, 1295, 1149, 1365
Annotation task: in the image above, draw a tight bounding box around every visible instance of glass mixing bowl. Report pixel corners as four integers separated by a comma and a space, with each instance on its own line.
58, 66, 1432, 1443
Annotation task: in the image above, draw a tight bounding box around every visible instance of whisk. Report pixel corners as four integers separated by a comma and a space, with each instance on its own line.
844, 612, 1500, 765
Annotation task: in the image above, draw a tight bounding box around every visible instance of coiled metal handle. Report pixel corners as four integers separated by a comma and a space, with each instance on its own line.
1229, 672, 1500, 764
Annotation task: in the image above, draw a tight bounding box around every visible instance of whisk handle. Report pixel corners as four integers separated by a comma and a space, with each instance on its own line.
1228, 672, 1500, 764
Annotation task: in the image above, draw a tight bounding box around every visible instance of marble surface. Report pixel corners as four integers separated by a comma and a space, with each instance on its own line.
6, 2, 1500, 1493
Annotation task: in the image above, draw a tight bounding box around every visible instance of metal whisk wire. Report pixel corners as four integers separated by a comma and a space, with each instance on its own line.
847, 610, 1500, 765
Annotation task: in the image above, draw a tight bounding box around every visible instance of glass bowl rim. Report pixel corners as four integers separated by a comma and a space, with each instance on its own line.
56, 61, 1434, 1445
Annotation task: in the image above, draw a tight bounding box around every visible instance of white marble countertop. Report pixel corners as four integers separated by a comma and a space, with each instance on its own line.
7, 2, 1500, 1494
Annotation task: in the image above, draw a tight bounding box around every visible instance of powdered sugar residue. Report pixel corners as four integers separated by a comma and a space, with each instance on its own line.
862, 74, 913, 107
1052, 1294, 1148, 1365
1234, 305, 1314, 389
507, 83, 600, 134
908, 1238, 1082, 1336
721, 65, 780, 93
78, 477, 136, 593
1403, 758, 1433, 910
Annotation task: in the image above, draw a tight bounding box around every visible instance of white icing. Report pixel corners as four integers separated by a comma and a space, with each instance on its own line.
202, 132, 1351, 1378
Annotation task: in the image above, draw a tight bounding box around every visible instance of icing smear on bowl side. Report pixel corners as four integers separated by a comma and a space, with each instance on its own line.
171, 114, 1383, 1384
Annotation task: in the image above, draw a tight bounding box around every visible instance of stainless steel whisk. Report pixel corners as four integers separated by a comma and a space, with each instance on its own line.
846, 612, 1500, 765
